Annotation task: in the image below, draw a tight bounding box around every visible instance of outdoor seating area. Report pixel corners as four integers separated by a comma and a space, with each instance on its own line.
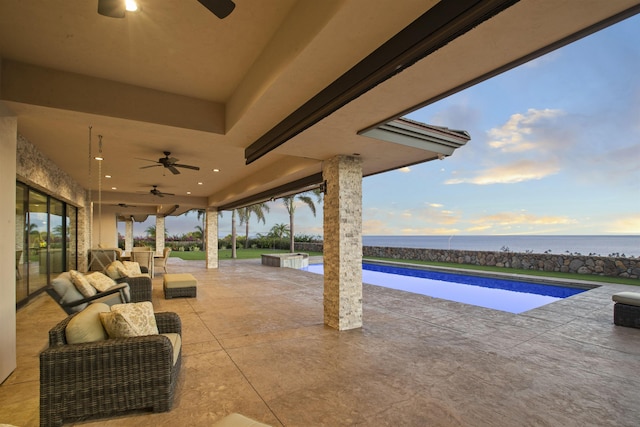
2, 258, 640, 426
40, 302, 182, 426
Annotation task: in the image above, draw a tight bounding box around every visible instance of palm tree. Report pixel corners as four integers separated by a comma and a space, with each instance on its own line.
281, 189, 322, 252
231, 209, 237, 258
144, 225, 156, 238
185, 208, 207, 250
238, 203, 270, 249
269, 223, 289, 239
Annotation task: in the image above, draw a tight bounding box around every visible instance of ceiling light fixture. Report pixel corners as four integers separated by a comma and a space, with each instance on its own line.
98, 0, 138, 18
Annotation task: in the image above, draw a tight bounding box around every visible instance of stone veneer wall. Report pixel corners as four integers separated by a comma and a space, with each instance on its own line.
294, 242, 639, 280
16, 134, 89, 270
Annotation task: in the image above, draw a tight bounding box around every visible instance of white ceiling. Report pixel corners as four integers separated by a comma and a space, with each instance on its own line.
1, 0, 638, 217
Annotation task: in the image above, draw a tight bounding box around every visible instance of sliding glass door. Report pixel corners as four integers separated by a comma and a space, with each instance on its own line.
16, 183, 78, 307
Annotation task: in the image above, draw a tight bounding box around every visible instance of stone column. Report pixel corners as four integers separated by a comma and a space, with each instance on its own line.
206, 208, 219, 269
155, 215, 165, 255
322, 155, 363, 330
76, 203, 90, 272
125, 219, 133, 253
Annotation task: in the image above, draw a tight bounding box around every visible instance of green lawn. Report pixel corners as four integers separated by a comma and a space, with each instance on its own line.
170, 250, 638, 286
170, 248, 323, 260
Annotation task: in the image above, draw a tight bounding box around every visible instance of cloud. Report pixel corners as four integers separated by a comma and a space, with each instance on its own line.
445, 159, 560, 184
487, 108, 565, 152
399, 227, 461, 235
363, 219, 397, 235
445, 108, 572, 185
471, 211, 577, 227
428, 203, 443, 208
605, 214, 640, 234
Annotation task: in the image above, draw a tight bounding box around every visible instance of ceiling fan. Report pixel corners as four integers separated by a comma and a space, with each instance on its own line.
98, 0, 235, 19
149, 185, 175, 198
113, 203, 137, 208
138, 151, 200, 175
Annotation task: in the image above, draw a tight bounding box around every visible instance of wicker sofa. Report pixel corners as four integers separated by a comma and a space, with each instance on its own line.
39, 308, 182, 426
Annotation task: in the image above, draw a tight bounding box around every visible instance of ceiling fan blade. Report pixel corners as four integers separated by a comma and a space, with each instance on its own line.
168, 166, 181, 175
197, 0, 235, 19
174, 163, 200, 171
140, 164, 162, 169
135, 157, 158, 163
162, 192, 176, 196
98, 0, 125, 18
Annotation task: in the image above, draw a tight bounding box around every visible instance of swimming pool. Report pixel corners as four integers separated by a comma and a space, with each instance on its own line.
304, 262, 589, 314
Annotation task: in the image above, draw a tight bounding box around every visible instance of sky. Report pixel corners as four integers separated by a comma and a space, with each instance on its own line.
131, 14, 640, 238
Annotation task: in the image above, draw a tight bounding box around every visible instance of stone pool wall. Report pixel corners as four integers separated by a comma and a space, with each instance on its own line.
293, 242, 639, 280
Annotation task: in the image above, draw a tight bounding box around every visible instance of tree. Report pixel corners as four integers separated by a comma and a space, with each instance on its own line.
238, 203, 270, 249
281, 189, 322, 252
144, 225, 156, 238
231, 209, 237, 258
145, 225, 168, 238
185, 208, 207, 250
268, 223, 289, 239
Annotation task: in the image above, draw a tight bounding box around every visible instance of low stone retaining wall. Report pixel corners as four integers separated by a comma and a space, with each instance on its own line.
294, 242, 639, 280
363, 246, 639, 280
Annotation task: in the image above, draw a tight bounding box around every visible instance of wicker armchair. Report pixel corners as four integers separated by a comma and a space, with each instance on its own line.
40, 311, 182, 427
114, 275, 152, 302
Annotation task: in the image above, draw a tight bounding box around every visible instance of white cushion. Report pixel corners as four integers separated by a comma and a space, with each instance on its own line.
51, 273, 88, 312
613, 292, 640, 306
65, 303, 110, 344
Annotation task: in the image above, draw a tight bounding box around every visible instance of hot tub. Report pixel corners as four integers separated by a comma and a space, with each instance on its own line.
261, 253, 309, 269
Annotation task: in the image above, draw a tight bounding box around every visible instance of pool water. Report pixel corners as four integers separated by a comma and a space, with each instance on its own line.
304, 262, 587, 314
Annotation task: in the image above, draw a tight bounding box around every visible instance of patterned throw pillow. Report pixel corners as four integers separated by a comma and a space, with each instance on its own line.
69, 270, 97, 298
86, 272, 116, 292
122, 261, 142, 276
99, 301, 158, 338
104, 261, 126, 280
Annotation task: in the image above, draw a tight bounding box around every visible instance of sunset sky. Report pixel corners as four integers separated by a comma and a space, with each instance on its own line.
138, 13, 640, 238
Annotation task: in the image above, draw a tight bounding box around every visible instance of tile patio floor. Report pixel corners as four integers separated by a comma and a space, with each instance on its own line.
1, 258, 639, 426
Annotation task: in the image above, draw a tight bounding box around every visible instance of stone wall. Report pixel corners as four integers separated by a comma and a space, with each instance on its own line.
294, 242, 639, 280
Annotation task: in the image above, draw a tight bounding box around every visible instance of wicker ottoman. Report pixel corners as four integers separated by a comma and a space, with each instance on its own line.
163, 273, 197, 299
612, 292, 640, 329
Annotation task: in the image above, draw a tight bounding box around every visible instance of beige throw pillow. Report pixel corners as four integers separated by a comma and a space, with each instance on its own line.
86, 272, 116, 292
69, 270, 97, 298
65, 303, 110, 344
99, 301, 158, 338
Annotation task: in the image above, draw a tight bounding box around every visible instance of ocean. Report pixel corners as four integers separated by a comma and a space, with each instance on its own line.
362, 235, 640, 258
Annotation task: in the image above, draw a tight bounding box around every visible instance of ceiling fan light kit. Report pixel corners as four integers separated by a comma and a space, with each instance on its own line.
99, 0, 235, 19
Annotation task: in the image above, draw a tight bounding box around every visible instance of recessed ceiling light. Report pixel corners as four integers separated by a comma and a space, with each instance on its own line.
105, 175, 112, 178
187, 191, 191, 195
213, 168, 220, 172
125, 0, 138, 12
198, 182, 203, 185
111, 187, 117, 190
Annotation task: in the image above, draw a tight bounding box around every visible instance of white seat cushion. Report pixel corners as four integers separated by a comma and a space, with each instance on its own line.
612, 292, 640, 306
